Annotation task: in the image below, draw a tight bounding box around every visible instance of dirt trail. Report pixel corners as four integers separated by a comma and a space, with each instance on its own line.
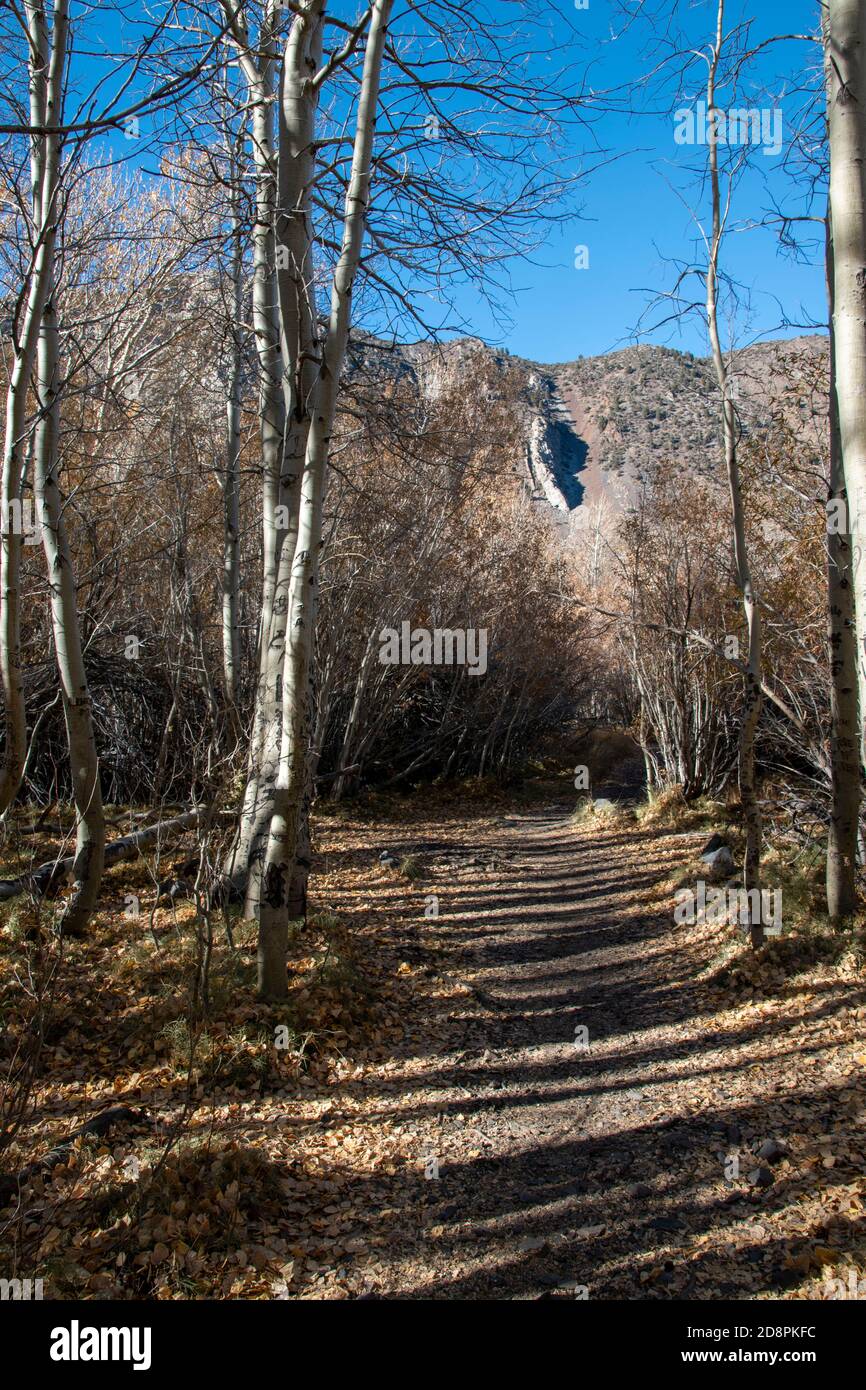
8, 791, 862, 1302
329, 798, 865, 1300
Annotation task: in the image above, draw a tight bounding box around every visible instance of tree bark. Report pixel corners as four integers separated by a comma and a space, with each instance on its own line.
219, 0, 288, 902
825, 204, 861, 919
34, 248, 105, 936
825, 0, 866, 768
257, 0, 393, 997
220, 0, 323, 915
0, 0, 69, 816
222, 149, 244, 709
705, 0, 763, 947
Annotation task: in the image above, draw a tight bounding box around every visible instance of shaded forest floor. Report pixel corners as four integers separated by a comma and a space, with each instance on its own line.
1, 777, 865, 1300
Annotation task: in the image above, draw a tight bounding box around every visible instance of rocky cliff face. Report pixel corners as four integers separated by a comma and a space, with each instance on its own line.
523, 371, 586, 513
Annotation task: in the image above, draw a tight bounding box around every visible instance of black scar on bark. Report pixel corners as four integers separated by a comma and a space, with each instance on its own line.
263, 861, 288, 909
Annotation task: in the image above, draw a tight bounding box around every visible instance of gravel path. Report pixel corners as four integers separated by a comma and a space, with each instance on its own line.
312, 798, 865, 1300
361, 802, 725, 1298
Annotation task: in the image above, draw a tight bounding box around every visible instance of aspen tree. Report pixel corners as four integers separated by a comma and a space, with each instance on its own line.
825, 0, 866, 810
825, 206, 860, 918
256, 0, 393, 996
705, 0, 763, 946
0, 0, 70, 816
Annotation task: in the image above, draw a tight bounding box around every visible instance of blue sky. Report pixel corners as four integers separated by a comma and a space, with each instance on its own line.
63, 0, 828, 365
452, 0, 827, 363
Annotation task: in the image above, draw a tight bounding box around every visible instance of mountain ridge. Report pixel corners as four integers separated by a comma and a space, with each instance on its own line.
349, 330, 828, 527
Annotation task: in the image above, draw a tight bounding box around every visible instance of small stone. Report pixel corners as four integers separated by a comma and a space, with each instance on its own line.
649, 1215, 683, 1232
701, 845, 735, 879
747, 1166, 774, 1188
516, 1235, 547, 1252
626, 1182, 652, 1198
756, 1139, 787, 1164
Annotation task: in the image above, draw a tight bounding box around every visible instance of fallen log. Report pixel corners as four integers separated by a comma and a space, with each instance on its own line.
18, 812, 151, 835
0, 807, 209, 902
0, 1105, 146, 1206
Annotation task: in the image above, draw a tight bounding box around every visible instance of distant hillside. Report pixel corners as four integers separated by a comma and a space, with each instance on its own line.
548, 336, 828, 515
350, 332, 829, 529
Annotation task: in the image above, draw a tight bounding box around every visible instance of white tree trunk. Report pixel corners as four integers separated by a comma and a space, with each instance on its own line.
220, 0, 323, 913
34, 263, 105, 935
0, 0, 69, 816
825, 1, 866, 774
706, 0, 763, 947
219, 0, 287, 900
825, 204, 861, 918
257, 0, 394, 997
241, 0, 324, 920
222, 164, 244, 709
